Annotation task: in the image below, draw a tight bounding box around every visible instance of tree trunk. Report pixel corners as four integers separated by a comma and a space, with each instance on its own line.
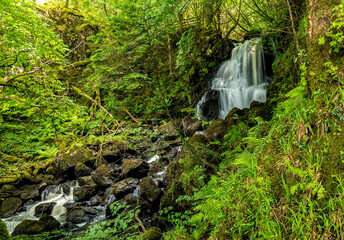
306, 0, 341, 92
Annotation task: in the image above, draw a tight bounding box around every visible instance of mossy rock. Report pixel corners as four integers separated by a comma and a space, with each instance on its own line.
204, 119, 230, 141
92, 164, 114, 189
142, 227, 162, 240
139, 177, 161, 203
0, 197, 23, 218
188, 134, 209, 146
12, 215, 60, 236
122, 159, 149, 179
75, 162, 92, 178
0, 219, 10, 240
0, 174, 21, 185
0, 184, 20, 198
160, 182, 190, 211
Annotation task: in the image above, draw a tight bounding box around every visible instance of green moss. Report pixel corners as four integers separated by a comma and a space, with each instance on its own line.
142, 227, 162, 240
0, 219, 10, 240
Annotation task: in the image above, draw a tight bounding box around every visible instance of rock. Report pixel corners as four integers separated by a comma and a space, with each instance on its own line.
78, 176, 96, 187
0, 219, 10, 240
148, 159, 168, 176
47, 146, 94, 178
34, 202, 57, 217
111, 178, 139, 199
12, 215, 60, 236
0, 184, 20, 198
20, 184, 42, 200
102, 149, 121, 163
122, 194, 153, 217
142, 227, 163, 240
74, 185, 96, 202
122, 159, 149, 179
0, 197, 23, 218
199, 90, 220, 121
160, 122, 178, 140
92, 164, 114, 189
66, 206, 98, 224
204, 119, 229, 141
75, 163, 92, 178
90, 195, 102, 206
139, 178, 161, 203
181, 116, 202, 137
64, 202, 87, 211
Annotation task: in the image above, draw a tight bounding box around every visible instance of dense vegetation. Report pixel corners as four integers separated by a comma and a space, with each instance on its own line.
1, 0, 344, 239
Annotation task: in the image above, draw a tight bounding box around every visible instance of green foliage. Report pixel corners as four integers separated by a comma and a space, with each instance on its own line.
76, 201, 142, 240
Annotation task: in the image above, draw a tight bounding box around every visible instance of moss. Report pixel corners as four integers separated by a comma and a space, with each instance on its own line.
142, 227, 162, 240
0, 219, 10, 240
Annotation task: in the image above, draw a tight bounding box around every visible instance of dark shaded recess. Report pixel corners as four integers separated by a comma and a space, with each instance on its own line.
199, 90, 220, 121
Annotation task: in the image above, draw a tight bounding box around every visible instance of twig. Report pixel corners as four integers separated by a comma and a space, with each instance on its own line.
135, 213, 146, 232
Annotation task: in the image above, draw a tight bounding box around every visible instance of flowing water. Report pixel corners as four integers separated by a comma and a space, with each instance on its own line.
197, 38, 269, 119
3, 181, 78, 234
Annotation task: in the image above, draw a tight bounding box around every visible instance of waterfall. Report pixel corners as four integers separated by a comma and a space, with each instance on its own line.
196, 38, 268, 120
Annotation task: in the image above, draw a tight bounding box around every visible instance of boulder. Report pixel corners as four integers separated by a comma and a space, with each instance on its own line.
20, 184, 43, 200
122, 194, 153, 217
75, 163, 92, 178
0, 184, 20, 198
102, 149, 121, 163
199, 90, 220, 121
142, 227, 163, 240
66, 206, 98, 224
12, 215, 60, 236
92, 164, 114, 189
181, 116, 202, 137
139, 178, 161, 203
78, 176, 96, 187
34, 202, 57, 217
47, 146, 94, 178
74, 185, 96, 202
204, 119, 229, 141
0, 197, 22, 218
160, 122, 178, 140
0, 219, 10, 240
111, 178, 139, 199
63, 202, 87, 211
122, 159, 149, 179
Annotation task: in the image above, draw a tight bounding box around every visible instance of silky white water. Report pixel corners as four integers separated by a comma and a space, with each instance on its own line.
197, 38, 268, 119
2, 182, 77, 234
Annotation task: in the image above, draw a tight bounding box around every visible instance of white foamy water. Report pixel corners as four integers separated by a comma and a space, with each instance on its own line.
197, 38, 269, 119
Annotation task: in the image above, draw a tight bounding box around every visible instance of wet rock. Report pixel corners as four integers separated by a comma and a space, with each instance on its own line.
199, 90, 220, 121
34, 202, 57, 217
47, 146, 94, 179
160, 122, 178, 140
75, 163, 92, 178
0, 197, 23, 218
181, 116, 202, 137
78, 176, 96, 187
111, 178, 139, 199
92, 164, 114, 189
139, 178, 161, 203
148, 159, 169, 176
66, 206, 98, 224
64, 202, 87, 211
204, 119, 229, 141
102, 149, 121, 163
74, 185, 96, 202
12, 215, 60, 236
90, 195, 102, 206
122, 159, 149, 179
122, 194, 153, 217
20, 184, 42, 200
142, 227, 163, 240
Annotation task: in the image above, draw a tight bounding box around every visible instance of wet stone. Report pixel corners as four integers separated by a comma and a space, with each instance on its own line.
34, 202, 57, 217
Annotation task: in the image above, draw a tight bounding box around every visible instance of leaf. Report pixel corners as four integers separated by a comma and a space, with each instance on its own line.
318, 37, 325, 45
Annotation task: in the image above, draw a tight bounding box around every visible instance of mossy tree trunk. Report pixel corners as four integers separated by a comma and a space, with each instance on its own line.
306, 0, 342, 93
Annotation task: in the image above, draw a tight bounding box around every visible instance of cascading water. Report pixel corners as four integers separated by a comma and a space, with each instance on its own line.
197, 38, 269, 120
3, 181, 78, 234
